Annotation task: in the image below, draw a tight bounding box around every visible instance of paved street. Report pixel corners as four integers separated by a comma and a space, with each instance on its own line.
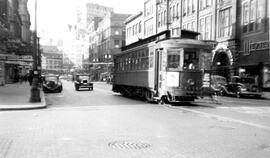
0, 81, 270, 158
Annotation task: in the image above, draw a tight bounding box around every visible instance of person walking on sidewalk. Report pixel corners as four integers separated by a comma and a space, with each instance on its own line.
28, 71, 33, 86
19, 75, 23, 84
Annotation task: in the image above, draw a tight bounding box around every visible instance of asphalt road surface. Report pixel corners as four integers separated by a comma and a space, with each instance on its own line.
0, 80, 270, 158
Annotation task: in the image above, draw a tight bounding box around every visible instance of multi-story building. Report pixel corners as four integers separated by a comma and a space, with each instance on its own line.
0, 0, 32, 85
87, 12, 130, 80
88, 17, 102, 63
96, 12, 130, 63
211, 0, 239, 79
41, 45, 63, 73
143, 0, 157, 38
238, 0, 270, 89
72, 2, 114, 72
125, 12, 143, 45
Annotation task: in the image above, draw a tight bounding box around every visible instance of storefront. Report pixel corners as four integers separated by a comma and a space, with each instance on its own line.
0, 54, 33, 84
239, 40, 270, 90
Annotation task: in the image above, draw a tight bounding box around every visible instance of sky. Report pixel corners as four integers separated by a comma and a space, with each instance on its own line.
28, 0, 144, 40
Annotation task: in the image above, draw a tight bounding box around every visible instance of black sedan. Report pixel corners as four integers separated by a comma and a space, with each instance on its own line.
220, 83, 262, 98
42, 75, 63, 93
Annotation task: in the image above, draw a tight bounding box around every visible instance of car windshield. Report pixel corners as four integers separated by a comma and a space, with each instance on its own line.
78, 76, 90, 80
45, 76, 58, 81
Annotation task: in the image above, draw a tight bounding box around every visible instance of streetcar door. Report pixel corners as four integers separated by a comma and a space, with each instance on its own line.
155, 48, 166, 93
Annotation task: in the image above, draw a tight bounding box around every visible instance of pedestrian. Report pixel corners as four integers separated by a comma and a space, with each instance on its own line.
210, 91, 221, 104
28, 71, 33, 86
24, 74, 28, 83
19, 75, 23, 84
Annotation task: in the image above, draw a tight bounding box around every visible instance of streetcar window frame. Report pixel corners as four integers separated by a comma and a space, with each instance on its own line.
183, 48, 199, 70
166, 48, 183, 71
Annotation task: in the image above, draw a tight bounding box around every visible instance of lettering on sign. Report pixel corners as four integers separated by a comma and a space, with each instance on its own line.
249, 41, 270, 52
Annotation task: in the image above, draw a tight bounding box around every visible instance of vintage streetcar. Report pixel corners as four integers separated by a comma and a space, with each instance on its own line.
112, 30, 213, 103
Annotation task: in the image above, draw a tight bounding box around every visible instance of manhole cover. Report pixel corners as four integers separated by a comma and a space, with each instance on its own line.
108, 140, 151, 149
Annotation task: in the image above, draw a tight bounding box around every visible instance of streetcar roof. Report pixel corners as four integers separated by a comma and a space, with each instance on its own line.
156, 38, 212, 49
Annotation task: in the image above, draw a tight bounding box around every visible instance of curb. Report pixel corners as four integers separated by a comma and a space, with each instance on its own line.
0, 91, 47, 111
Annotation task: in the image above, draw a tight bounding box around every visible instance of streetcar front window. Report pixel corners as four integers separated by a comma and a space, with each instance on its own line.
167, 49, 183, 70
183, 49, 199, 70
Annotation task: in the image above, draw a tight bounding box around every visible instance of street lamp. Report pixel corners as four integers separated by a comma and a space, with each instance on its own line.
29, 0, 41, 102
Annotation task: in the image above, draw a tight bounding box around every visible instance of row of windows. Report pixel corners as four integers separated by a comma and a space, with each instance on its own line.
183, 0, 195, 16
144, 18, 154, 36
182, 21, 196, 32
98, 40, 122, 50
199, 15, 212, 40
115, 49, 154, 72
126, 22, 142, 39
144, 0, 154, 17
157, 10, 167, 28
219, 8, 232, 37
242, 0, 262, 33
182, 9, 230, 39
182, 0, 212, 16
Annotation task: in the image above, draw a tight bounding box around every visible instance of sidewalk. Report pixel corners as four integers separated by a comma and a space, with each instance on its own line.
262, 91, 270, 100
0, 83, 46, 110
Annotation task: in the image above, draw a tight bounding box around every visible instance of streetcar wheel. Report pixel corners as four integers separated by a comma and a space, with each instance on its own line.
159, 96, 169, 104
144, 90, 153, 102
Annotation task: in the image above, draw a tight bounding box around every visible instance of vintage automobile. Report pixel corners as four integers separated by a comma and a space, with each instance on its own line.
208, 75, 227, 94
74, 74, 93, 91
231, 76, 261, 92
42, 75, 63, 93
220, 82, 262, 98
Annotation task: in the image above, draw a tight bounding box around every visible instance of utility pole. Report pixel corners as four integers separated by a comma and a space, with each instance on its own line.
30, 0, 41, 102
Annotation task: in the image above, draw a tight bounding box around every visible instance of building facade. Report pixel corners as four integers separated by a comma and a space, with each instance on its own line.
238, 0, 270, 89
125, 12, 143, 45
0, 0, 32, 85
41, 45, 63, 73
87, 12, 130, 80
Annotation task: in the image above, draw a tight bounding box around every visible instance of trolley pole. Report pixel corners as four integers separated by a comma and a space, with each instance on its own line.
29, 0, 41, 102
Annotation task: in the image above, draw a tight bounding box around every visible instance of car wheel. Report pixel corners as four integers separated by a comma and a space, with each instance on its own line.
235, 86, 242, 98
219, 88, 225, 96
235, 92, 241, 98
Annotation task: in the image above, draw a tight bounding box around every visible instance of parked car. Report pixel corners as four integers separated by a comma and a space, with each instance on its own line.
42, 75, 63, 93
220, 82, 262, 98
201, 75, 227, 97
74, 74, 93, 91
211, 75, 227, 93
231, 76, 261, 92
